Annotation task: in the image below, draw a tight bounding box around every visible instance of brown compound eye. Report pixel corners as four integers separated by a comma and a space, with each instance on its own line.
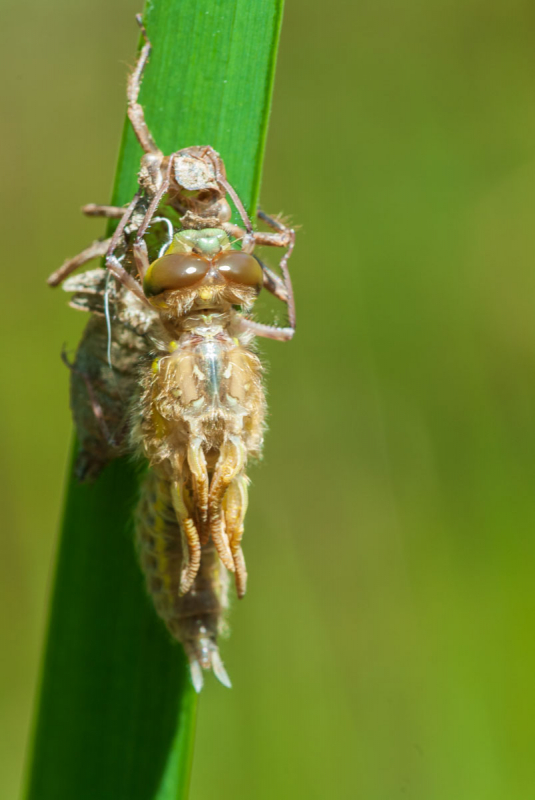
216, 251, 263, 290
143, 253, 210, 297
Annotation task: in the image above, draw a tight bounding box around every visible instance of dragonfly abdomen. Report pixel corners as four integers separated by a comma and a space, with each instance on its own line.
135, 468, 231, 691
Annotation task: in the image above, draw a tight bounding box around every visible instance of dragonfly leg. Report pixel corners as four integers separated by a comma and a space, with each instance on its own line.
127, 15, 162, 156
225, 210, 296, 332
201, 148, 255, 250
82, 203, 128, 219
238, 317, 295, 342
258, 212, 296, 327
48, 238, 112, 287
106, 254, 153, 308
134, 153, 174, 242
249, 219, 296, 340
256, 207, 291, 233
50, 190, 142, 289
256, 258, 288, 303
105, 190, 141, 260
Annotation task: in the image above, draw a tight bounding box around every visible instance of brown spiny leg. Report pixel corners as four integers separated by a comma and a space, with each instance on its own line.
101, 198, 152, 305
223, 210, 293, 251
222, 222, 287, 300
223, 474, 249, 598
239, 217, 296, 341
49, 192, 142, 289
253, 208, 296, 339
170, 476, 202, 595
255, 257, 288, 303
105, 190, 141, 262
134, 153, 176, 242
238, 315, 294, 342
256, 207, 292, 236
82, 204, 128, 219
208, 435, 247, 572
200, 147, 257, 252
48, 238, 112, 287
223, 208, 295, 309
127, 15, 162, 157
106, 254, 152, 307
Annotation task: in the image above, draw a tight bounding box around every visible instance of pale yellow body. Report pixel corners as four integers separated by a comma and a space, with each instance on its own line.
133, 310, 265, 602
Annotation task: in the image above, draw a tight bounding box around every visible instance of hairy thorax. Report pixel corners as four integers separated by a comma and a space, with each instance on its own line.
137, 310, 265, 471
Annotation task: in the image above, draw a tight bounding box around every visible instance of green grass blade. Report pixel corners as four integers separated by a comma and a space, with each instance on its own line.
24, 1, 284, 798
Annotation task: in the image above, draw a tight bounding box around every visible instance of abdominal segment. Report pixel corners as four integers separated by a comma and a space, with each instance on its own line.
133, 322, 265, 685
135, 470, 230, 691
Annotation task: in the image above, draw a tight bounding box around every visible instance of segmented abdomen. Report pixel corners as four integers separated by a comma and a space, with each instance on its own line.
135, 468, 231, 691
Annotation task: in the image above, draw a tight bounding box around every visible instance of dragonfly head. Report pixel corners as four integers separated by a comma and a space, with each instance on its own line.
143, 227, 263, 314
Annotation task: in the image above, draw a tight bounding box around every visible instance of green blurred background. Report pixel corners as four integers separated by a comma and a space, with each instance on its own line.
2, 0, 535, 797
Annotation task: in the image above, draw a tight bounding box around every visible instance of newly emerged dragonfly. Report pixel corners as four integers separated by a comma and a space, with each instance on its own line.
51, 18, 296, 690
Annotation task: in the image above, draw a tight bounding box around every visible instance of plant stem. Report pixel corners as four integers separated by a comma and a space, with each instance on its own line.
24, 1, 284, 798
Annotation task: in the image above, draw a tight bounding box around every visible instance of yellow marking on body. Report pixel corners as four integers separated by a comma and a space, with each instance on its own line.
149, 296, 169, 310
168, 340, 178, 352
151, 358, 160, 374
153, 480, 172, 595
152, 408, 168, 439
198, 287, 214, 301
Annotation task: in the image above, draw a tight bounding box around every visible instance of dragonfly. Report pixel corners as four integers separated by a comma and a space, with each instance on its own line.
51, 17, 296, 691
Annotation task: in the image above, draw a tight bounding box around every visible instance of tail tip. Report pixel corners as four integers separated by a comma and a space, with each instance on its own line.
187, 643, 232, 691
212, 649, 232, 689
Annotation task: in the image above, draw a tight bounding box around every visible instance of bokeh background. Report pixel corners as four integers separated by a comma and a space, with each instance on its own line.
2, 0, 535, 797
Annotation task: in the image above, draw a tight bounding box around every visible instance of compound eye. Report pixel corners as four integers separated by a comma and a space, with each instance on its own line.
143, 253, 209, 296
217, 252, 263, 290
